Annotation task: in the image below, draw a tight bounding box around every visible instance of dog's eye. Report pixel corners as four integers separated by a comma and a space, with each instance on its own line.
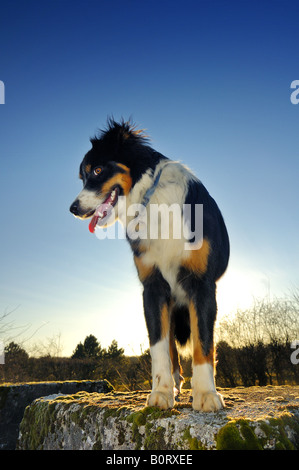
93, 167, 102, 176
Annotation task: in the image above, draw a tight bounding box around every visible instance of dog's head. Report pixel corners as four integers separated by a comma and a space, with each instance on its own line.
70, 119, 156, 231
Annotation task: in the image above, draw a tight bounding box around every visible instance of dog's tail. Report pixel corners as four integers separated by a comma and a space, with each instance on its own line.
171, 305, 191, 347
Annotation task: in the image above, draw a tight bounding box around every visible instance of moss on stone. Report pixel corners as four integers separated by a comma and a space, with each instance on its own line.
92, 438, 102, 450
182, 427, 206, 450
117, 424, 126, 446
216, 415, 299, 450
124, 405, 181, 450
216, 419, 263, 450
189, 437, 204, 450
17, 386, 299, 450
144, 425, 166, 450
131, 421, 143, 449
19, 400, 59, 450
70, 409, 84, 427
266, 415, 296, 450
126, 406, 179, 428
103, 407, 119, 425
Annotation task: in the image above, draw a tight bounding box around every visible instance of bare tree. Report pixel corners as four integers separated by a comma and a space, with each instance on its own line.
216, 290, 299, 348
29, 333, 64, 358
0, 306, 48, 350
216, 289, 299, 385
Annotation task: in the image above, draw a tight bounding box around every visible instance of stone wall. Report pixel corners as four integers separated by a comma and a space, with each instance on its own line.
0, 380, 113, 450
16, 385, 299, 450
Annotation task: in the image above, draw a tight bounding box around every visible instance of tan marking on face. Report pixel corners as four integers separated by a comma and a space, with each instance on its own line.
116, 163, 130, 173
85, 164, 91, 173
101, 172, 132, 196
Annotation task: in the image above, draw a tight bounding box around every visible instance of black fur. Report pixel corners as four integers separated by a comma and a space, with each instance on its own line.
142, 268, 171, 345
85, 119, 166, 186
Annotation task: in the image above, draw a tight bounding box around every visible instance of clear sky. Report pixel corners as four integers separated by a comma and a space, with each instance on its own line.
0, 0, 298, 356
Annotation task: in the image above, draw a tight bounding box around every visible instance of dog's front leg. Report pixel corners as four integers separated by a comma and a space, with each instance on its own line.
148, 329, 174, 409
142, 270, 174, 410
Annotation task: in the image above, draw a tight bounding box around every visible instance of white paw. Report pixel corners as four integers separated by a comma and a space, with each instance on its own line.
146, 390, 174, 410
192, 391, 224, 412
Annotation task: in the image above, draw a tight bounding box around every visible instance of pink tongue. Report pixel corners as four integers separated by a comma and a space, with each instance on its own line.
89, 213, 99, 233
88, 202, 110, 233
88, 190, 118, 234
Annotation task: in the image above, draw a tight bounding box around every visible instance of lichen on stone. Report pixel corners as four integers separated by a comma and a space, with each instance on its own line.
17, 386, 299, 450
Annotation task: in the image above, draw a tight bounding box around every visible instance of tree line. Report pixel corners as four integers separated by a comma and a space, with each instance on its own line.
0, 336, 153, 389
215, 292, 299, 386
0, 291, 299, 388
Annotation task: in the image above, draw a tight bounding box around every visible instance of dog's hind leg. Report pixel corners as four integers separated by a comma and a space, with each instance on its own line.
188, 280, 224, 412
169, 316, 184, 398
141, 269, 175, 410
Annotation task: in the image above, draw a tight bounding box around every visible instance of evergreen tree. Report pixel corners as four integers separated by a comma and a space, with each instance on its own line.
83, 334, 102, 358
5, 341, 29, 361
105, 339, 124, 359
71, 342, 86, 359
71, 335, 104, 359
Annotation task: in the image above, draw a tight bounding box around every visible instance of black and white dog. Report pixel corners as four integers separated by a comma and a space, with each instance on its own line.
70, 119, 230, 411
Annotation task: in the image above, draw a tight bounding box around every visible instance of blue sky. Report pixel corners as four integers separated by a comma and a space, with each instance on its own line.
0, 0, 298, 356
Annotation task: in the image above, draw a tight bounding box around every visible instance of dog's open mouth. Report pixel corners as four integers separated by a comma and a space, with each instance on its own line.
89, 186, 119, 233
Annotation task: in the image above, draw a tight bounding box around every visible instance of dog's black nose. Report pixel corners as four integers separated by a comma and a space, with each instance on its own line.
70, 200, 80, 216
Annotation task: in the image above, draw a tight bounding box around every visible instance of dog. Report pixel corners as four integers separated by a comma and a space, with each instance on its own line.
70, 119, 230, 411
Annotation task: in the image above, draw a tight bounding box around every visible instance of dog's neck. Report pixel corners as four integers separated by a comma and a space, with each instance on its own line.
141, 166, 164, 207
